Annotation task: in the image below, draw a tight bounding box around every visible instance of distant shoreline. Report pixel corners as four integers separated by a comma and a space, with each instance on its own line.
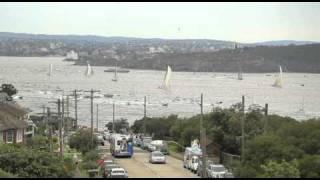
0, 55, 319, 74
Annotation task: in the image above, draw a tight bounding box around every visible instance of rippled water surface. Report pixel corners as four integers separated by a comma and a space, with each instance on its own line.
1, 56, 319, 129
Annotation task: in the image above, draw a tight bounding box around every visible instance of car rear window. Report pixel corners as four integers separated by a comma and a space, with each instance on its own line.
113, 170, 125, 173
213, 166, 226, 172
153, 153, 163, 157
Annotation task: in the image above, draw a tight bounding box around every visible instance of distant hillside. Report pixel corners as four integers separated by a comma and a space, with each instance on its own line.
75, 44, 320, 73
0, 32, 238, 57
251, 40, 319, 46
1, 32, 320, 73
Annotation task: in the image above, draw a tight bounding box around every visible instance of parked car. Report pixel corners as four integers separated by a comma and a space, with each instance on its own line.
224, 172, 234, 178
197, 160, 214, 176
207, 164, 228, 178
150, 140, 169, 154
141, 136, 152, 150
135, 138, 142, 147
103, 163, 121, 178
149, 151, 166, 164
103, 159, 114, 166
109, 168, 128, 178
147, 144, 157, 152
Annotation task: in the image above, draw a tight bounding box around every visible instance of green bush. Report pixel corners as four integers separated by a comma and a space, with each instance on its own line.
0, 144, 74, 177
0, 168, 14, 177
259, 159, 300, 178
68, 129, 98, 154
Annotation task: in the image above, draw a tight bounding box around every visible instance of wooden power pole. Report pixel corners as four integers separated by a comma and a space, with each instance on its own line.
143, 96, 147, 135
241, 95, 245, 161
96, 104, 99, 132
200, 93, 207, 178
85, 89, 100, 146
74, 90, 79, 130
264, 103, 268, 134
58, 98, 63, 157
113, 102, 115, 133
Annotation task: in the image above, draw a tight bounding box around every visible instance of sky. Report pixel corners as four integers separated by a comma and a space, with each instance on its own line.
0, 2, 320, 43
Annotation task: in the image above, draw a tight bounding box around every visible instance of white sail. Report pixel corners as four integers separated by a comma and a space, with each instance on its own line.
85, 62, 93, 77
273, 65, 283, 87
163, 65, 172, 89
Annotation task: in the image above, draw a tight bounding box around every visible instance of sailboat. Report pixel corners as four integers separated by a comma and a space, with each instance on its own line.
159, 65, 172, 90
112, 63, 118, 82
273, 65, 283, 88
47, 64, 53, 77
85, 61, 94, 77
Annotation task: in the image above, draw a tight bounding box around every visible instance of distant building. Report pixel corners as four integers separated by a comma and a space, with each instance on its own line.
0, 101, 35, 144
66, 50, 79, 60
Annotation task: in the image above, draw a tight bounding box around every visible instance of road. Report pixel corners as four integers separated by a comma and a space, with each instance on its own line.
101, 142, 198, 178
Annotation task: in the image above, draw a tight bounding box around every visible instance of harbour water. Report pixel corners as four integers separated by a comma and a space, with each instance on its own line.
1, 56, 319, 129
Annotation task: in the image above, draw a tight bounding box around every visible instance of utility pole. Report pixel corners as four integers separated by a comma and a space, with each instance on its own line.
85, 89, 100, 146
90, 90, 94, 146
241, 95, 245, 161
47, 107, 52, 152
74, 90, 79, 130
143, 96, 147, 135
61, 96, 65, 145
113, 102, 115, 133
96, 104, 99, 132
264, 103, 268, 134
66, 95, 69, 134
200, 93, 207, 178
58, 98, 63, 157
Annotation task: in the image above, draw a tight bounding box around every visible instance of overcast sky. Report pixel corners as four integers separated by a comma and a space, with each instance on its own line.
1, 2, 320, 43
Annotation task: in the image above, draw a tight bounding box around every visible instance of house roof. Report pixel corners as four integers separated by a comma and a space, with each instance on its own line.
0, 102, 29, 131
0, 116, 28, 131
0, 102, 28, 117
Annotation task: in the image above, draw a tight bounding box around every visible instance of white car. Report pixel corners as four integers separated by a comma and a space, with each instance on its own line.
207, 164, 228, 178
109, 168, 128, 178
149, 151, 166, 164
148, 144, 157, 152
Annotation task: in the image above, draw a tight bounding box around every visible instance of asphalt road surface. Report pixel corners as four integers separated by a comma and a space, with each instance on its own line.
101, 142, 198, 178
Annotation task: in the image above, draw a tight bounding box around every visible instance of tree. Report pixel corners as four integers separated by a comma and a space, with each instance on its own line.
0, 84, 17, 97
260, 159, 300, 178
26, 135, 50, 151
106, 118, 129, 133
0, 169, 14, 177
68, 129, 98, 154
0, 144, 75, 177
298, 155, 320, 178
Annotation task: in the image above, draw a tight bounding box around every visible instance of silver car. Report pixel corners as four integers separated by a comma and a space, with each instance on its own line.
149, 151, 166, 164
207, 164, 228, 178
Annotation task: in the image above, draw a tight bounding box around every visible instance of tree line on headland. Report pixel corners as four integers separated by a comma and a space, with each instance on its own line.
76, 44, 320, 73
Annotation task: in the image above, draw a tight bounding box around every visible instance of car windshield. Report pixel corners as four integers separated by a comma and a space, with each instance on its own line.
212, 166, 226, 172
106, 164, 118, 168
112, 170, 125, 174
152, 152, 163, 157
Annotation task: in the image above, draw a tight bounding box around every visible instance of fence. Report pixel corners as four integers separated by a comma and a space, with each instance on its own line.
220, 151, 241, 170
